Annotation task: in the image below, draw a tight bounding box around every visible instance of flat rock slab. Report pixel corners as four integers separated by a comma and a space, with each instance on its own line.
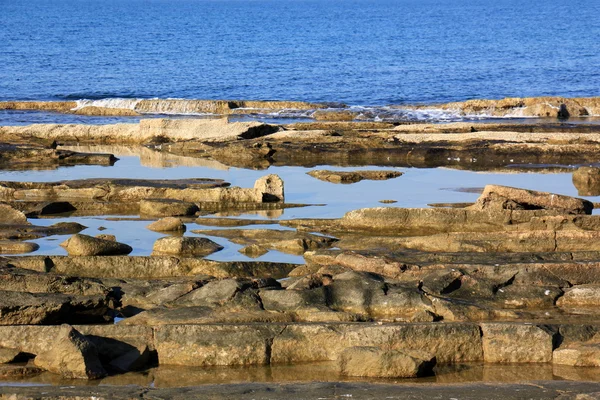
307, 169, 403, 184
554, 341, 600, 367
140, 199, 199, 217
481, 323, 555, 363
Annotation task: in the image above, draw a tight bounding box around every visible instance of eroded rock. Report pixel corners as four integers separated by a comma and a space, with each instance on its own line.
147, 217, 186, 232
307, 170, 403, 184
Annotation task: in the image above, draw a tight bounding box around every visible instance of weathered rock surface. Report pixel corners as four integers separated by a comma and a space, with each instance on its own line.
152, 236, 223, 257
481, 323, 555, 363
147, 217, 186, 232
307, 170, 403, 184
338, 346, 435, 378
469, 185, 593, 214
60, 234, 132, 256
34, 324, 107, 379
0, 347, 20, 364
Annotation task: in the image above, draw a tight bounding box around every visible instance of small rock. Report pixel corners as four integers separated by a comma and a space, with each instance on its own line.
152, 236, 223, 257
238, 244, 268, 258
339, 346, 436, 378
0, 365, 44, 379
95, 234, 116, 241
140, 199, 199, 217
573, 167, 600, 196
379, 199, 397, 204
34, 324, 107, 379
254, 174, 284, 202
60, 234, 132, 256
147, 217, 186, 232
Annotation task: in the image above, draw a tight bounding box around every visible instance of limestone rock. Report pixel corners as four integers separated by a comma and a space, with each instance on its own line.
147, 217, 186, 232
60, 234, 132, 256
469, 185, 593, 214
0, 240, 39, 254
554, 341, 600, 367
0, 203, 28, 224
557, 285, 600, 308
481, 323, 555, 363
34, 324, 107, 379
152, 236, 223, 257
238, 244, 268, 258
307, 170, 403, 184
0, 347, 20, 364
573, 167, 600, 196
0, 290, 110, 325
260, 288, 327, 311
254, 174, 284, 202
140, 199, 199, 217
339, 346, 435, 378
171, 279, 249, 307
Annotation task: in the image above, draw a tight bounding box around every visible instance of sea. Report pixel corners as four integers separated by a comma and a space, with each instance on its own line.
1, 0, 599, 108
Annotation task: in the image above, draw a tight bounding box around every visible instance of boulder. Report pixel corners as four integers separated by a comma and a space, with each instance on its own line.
0, 203, 28, 224
573, 167, 600, 196
481, 323, 555, 363
139, 199, 199, 217
254, 174, 284, 202
171, 279, 249, 307
60, 234, 132, 256
152, 236, 223, 257
260, 288, 327, 311
469, 185, 593, 214
147, 217, 186, 232
338, 346, 435, 378
307, 170, 403, 184
238, 244, 268, 258
34, 325, 107, 379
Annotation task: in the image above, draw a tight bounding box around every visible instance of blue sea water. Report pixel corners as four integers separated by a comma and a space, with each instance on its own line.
1, 0, 599, 105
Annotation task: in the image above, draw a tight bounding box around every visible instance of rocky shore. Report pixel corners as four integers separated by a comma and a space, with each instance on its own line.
3, 97, 600, 398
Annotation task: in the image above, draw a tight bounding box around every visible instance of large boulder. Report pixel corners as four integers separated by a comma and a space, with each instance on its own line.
33, 324, 107, 379
139, 199, 199, 217
254, 174, 284, 202
152, 236, 223, 257
469, 185, 593, 214
573, 167, 600, 196
60, 234, 132, 256
338, 346, 435, 378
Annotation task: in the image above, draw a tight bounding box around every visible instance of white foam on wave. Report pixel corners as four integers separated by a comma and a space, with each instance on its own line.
73, 98, 142, 110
